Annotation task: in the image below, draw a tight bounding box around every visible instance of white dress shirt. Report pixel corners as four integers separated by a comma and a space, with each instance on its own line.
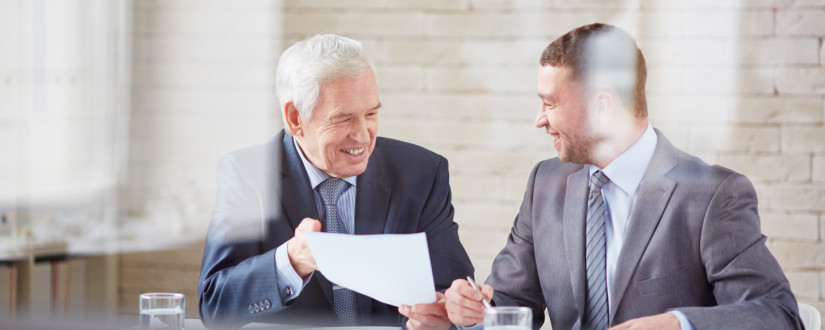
273, 139, 358, 302
589, 123, 693, 330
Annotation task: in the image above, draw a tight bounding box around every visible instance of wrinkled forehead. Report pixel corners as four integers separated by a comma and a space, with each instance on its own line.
312, 72, 381, 116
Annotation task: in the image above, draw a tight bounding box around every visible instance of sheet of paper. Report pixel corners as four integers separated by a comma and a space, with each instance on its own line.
305, 232, 436, 307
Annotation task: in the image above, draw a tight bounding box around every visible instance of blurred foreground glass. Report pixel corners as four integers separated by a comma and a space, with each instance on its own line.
140, 293, 185, 330
483, 306, 532, 330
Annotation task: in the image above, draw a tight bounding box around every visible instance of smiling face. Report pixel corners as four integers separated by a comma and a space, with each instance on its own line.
291, 70, 380, 178
535, 65, 602, 164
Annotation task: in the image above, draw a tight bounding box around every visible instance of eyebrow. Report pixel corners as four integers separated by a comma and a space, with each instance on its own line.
537, 93, 555, 102
329, 103, 382, 120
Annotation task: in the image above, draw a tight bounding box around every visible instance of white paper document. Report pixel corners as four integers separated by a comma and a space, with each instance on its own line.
305, 232, 436, 307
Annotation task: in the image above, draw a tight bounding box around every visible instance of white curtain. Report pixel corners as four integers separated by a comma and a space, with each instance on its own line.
0, 0, 131, 251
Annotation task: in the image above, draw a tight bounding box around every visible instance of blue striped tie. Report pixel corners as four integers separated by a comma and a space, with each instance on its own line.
317, 178, 360, 326
583, 171, 610, 330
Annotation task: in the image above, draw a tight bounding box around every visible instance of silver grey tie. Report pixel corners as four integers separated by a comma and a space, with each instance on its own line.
583, 171, 610, 330
317, 178, 359, 326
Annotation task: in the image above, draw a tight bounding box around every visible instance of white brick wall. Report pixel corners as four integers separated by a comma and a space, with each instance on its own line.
814, 156, 825, 182
777, 9, 825, 36
120, 1, 283, 321
717, 155, 811, 182
125, 0, 282, 219
123, 0, 825, 327
761, 213, 820, 242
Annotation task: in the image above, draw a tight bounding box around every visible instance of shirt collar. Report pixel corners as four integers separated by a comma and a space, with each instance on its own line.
589, 123, 657, 195
293, 138, 357, 190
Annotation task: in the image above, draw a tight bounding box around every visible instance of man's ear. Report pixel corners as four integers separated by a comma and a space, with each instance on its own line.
284, 101, 303, 136
595, 91, 610, 114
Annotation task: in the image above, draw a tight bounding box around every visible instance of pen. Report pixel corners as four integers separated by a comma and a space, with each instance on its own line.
466, 276, 492, 309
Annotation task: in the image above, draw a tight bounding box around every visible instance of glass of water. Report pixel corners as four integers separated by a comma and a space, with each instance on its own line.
140, 292, 185, 330
483, 306, 532, 330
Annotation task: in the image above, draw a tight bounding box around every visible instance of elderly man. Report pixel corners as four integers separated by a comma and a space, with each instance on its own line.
445, 23, 802, 330
198, 34, 473, 329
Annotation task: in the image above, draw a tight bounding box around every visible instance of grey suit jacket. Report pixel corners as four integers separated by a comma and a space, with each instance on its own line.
486, 129, 802, 330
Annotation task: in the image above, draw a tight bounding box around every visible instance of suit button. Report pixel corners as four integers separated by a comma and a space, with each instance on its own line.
248, 305, 254, 314
254, 303, 260, 313
264, 299, 271, 309
285, 287, 293, 296
258, 302, 265, 311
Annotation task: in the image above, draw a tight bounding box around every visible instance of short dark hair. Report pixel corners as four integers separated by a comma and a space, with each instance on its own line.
540, 23, 647, 118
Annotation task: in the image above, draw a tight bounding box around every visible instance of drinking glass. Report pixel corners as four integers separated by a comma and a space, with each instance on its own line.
140, 292, 185, 330
483, 306, 532, 330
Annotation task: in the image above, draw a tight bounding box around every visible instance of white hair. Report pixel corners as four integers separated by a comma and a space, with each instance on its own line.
276, 34, 375, 129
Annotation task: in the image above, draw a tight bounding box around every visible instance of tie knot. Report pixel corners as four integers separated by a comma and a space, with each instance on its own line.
318, 178, 348, 207
590, 170, 610, 193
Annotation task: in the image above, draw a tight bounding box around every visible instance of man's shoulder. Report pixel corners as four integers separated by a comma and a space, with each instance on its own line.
221, 134, 283, 163
669, 144, 745, 182
533, 157, 585, 178
373, 136, 444, 165
658, 140, 752, 193
217, 135, 282, 180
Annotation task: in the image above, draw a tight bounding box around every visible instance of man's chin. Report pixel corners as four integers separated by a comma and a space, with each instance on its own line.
333, 162, 369, 178
558, 151, 588, 165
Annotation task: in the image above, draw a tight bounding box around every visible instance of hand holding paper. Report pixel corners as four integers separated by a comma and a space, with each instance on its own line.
287, 218, 322, 277
305, 232, 436, 307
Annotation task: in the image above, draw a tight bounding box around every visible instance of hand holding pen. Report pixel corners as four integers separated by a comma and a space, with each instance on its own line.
466, 276, 492, 309
444, 276, 495, 327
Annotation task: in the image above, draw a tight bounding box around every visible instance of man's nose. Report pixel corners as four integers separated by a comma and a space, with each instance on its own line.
351, 118, 371, 142
535, 110, 548, 128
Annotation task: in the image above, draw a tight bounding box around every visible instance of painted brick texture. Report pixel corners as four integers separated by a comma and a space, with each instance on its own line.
124, 1, 825, 326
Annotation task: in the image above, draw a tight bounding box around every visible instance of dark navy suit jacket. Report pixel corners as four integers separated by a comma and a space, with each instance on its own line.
198, 130, 474, 329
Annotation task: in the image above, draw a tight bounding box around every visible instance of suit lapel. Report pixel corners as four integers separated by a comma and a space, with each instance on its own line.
563, 166, 590, 320
280, 132, 320, 229
354, 152, 390, 235
609, 132, 678, 320
279, 132, 335, 305
353, 148, 390, 321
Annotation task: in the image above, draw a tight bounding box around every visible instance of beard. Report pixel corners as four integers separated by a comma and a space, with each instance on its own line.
558, 109, 607, 166
559, 132, 600, 164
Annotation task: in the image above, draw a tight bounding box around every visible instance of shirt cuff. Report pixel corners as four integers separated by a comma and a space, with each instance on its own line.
275, 240, 308, 302
457, 323, 483, 330
670, 311, 695, 330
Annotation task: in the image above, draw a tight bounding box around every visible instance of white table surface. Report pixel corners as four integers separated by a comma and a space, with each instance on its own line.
185, 319, 400, 329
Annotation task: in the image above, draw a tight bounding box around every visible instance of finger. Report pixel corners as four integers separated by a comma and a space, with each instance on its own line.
412, 302, 444, 316
408, 318, 422, 329
447, 310, 483, 327
398, 306, 408, 318
398, 304, 438, 326
446, 300, 485, 318
307, 218, 321, 231
448, 279, 484, 301
458, 316, 484, 325
447, 291, 486, 310
459, 282, 485, 300
297, 218, 322, 232
449, 278, 469, 291
447, 307, 484, 327
481, 284, 495, 300
405, 319, 418, 330
411, 313, 437, 327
